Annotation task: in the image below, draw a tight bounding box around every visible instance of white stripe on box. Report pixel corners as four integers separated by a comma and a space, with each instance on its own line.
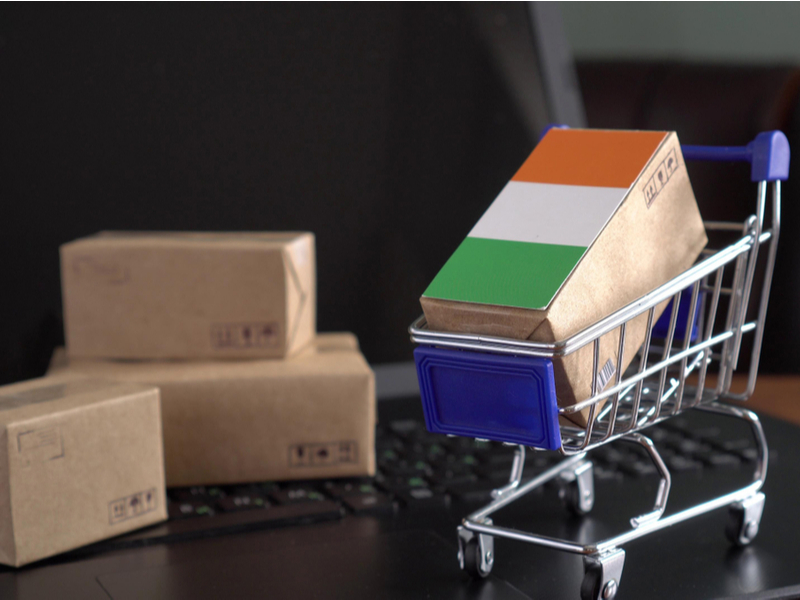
468, 181, 629, 248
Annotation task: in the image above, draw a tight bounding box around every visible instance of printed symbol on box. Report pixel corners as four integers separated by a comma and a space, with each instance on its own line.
109, 499, 127, 525
655, 166, 666, 191
17, 427, 65, 467
72, 257, 130, 285
108, 487, 158, 525
129, 493, 145, 516
289, 444, 312, 467
289, 441, 358, 467
338, 441, 357, 464
316, 447, 330, 463
254, 324, 275, 346
665, 149, 678, 177
144, 489, 157, 512
643, 149, 680, 208
644, 180, 658, 207
211, 322, 279, 349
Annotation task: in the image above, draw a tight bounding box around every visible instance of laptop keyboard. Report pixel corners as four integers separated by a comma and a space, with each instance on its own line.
164, 415, 758, 530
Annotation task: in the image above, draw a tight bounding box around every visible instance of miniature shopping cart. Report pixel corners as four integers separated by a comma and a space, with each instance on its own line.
409, 131, 789, 600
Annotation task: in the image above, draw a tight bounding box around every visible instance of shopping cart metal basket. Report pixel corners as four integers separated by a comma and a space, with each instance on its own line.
409, 130, 789, 600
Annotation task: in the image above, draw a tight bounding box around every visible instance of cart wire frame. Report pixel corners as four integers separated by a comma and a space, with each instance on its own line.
409, 131, 787, 600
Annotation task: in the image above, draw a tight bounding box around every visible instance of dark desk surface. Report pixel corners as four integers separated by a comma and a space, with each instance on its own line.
2, 380, 800, 600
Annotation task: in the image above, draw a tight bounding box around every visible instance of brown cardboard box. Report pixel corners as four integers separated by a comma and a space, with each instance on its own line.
0, 376, 166, 566
61, 231, 316, 360
420, 130, 707, 425
49, 333, 376, 487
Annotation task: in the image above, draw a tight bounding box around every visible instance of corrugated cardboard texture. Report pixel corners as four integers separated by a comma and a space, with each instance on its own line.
421, 132, 707, 425
0, 376, 166, 566
61, 231, 316, 360
49, 333, 376, 487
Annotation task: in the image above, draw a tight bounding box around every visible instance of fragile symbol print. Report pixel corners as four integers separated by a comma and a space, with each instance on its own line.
643, 148, 679, 208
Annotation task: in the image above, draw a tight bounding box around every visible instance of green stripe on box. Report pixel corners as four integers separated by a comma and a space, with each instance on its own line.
423, 237, 587, 310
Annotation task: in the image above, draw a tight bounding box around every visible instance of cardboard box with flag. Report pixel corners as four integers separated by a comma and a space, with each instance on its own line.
421, 128, 707, 425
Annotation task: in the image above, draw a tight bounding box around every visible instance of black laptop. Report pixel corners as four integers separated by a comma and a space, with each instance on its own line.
2, 377, 800, 600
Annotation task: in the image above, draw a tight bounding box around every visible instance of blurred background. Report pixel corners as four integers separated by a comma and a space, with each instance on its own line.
1, 2, 798, 385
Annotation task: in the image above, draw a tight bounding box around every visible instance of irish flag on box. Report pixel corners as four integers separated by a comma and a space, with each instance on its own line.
423, 129, 670, 311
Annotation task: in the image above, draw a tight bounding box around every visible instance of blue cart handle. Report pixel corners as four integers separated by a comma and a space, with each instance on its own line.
541, 125, 790, 182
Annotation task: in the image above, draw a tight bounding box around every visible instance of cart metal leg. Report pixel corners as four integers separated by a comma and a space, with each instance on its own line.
457, 403, 768, 599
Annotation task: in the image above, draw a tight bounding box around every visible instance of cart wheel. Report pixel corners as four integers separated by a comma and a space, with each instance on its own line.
463, 538, 493, 579
581, 566, 619, 600
559, 460, 594, 515
458, 524, 494, 579
580, 563, 605, 600
725, 492, 765, 547
581, 549, 625, 600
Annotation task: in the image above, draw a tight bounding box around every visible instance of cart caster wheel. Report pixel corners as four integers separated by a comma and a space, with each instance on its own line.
559, 460, 594, 515
463, 538, 493, 578
581, 549, 625, 600
458, 524, 494, 579
726, 492, 765, 547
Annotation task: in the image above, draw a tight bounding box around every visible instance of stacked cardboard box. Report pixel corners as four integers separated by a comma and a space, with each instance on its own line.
57, 232, 376, 486
0, 376, 167, 566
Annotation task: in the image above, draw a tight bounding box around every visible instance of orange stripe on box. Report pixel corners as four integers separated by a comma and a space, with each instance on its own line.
512, 129, 668, 189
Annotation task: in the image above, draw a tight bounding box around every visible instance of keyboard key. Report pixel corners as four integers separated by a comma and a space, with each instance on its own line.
424, 443, 448, 461
378, 448, 401, 462
740, 447, 759, 461
665, 456, 703, 472
380, 459, 433, 477
670, 438, 711, 455
593, 446, 629, 464
342, 493, 396, 515
430, 461, 474, 477
528, 453, 560, 469
168, 500, 215, 519
377, 475, 430, 493
395, 487, 449, 509
389, 420, 421, 437
701, 452, 741, 468
430, 469, 479, 486
323, 480, 381, 498
691, 426, 722, 441
223, 482, 279, 497
594, 465, 624, 482
645, 426, 669, 442
216, 494, 269, 512
171, 486, 224, 503
271, 487, 327, 505
618, 461, 657, 478
475, 467, 513, 483
459, 454, 480, 467
481, 448, 519, 468
447, 480, 500, 503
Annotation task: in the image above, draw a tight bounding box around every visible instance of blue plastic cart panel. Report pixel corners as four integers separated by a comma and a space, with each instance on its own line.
653, 287, 704, 342
414, 346, 562, 451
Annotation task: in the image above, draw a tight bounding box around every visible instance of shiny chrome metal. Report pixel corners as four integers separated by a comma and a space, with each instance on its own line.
491, 445, 526, 499
624, 434, 670, 528
559, 459, 595, 514
459, 402, 769, 560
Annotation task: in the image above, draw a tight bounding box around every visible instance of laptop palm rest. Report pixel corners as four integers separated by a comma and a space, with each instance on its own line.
96, 530, 531, 600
